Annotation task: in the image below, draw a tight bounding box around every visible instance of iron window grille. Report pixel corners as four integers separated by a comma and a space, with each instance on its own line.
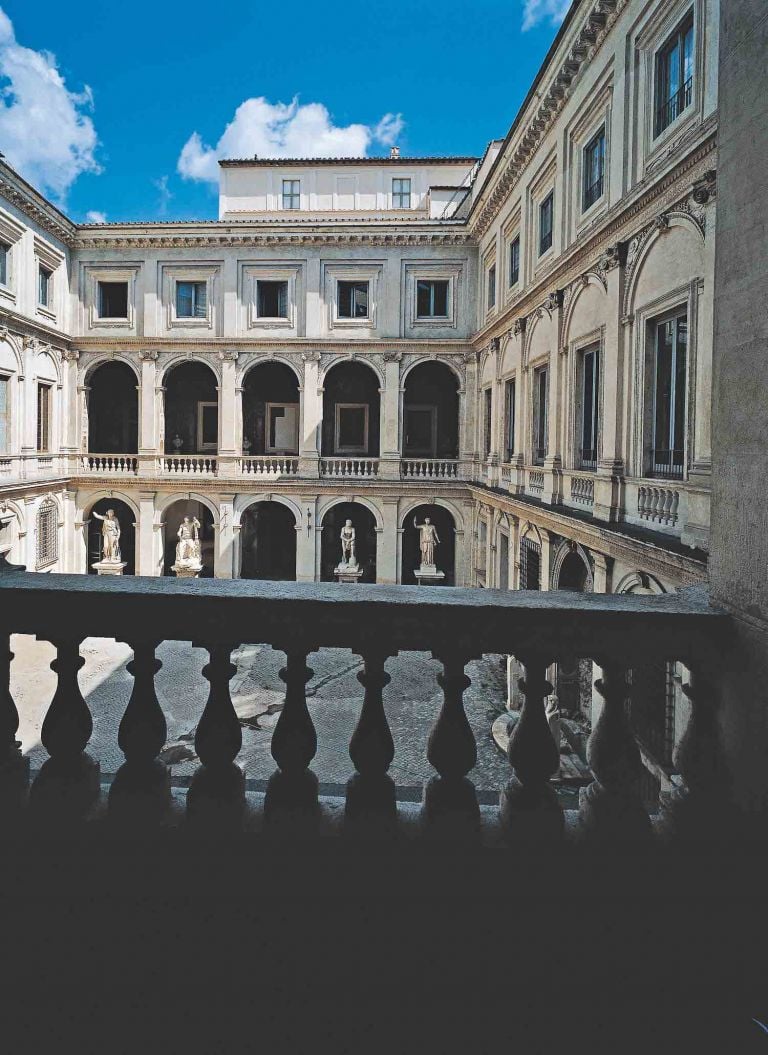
520, 538, 541, 590
36, 500, 58, 569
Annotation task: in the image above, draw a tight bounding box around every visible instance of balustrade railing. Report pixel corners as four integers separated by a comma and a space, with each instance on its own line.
401, 459, 459, 480
528, 469, 545, 495
570, 474, 595, 506
81, 454, 139, 475
159, 455, 218, 476
0, 561, 725, 844
239, 455, 300, 477
638, 485, 680, 527
320, 457, 379, 478
0, 457, 11, 476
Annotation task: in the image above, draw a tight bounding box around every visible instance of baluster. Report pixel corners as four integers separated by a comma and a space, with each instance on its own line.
31, 638, 100, 817
423, 650, 479, 831
661, 664, 732, 840
109, 640, 169, 822
187, 643, 244, 823
499, 653, 563, 841
579, 659, 652, 841
347, 646, 396, 822
265, 644, 318, 819
0, 631, 29, 810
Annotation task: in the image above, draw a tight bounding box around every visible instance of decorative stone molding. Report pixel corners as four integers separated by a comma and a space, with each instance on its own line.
546, 290, 563, 312
218, 350, 239, 362
139, 350, 160, 361
74, 230, 474, 251
300, 351, 321, 363
692, 169, 716, 205
513, 317, 527, 338
382, 351, 403, 363
60, 349, 80, 363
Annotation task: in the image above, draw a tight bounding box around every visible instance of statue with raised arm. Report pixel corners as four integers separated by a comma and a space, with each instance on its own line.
413, 515, 440, 568
176, 516, 201, 564
340, 519, 357, 568
92, 508, 121, 562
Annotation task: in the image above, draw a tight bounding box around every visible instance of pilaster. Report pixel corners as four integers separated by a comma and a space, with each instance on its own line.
136, 491, 158, 576
295, 496, 317, 582
378, 353, 402, 481
378, 498, 399, 584
217, 351, 239, 477
594, 246, 625, 522
299, 352, 321, 477
215, 493, 235, 578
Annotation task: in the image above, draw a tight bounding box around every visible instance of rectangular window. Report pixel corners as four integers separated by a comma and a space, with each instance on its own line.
98, 281, 129, 319
404, 405, 437, 456
36, 501, 58, 569
337, 280, 369, 319
196, 401, 218, 452
37, 383, 51, 453
335, 403, 369, 453
583, 127, 606, 211
0, 242, 9, 286
38, 265, 52, 307
520, 538, 541, 590
539, 193, 554, 255
0, 375, 8, 454
655, 12, 694, 136
579, 346, 600, 469
266, 403, 299, 453
256, 280, 289, 318
282, 179, 300, 210
509, 236, 520, 287
533, 367, 548, 464
392, 178, 411, 209
416, 279, 449, 318
176, 280, 207, 319
487, 264, 496, 310
652, 313, 687, 478
483, 388, 492, 457
504, 379, 516, 460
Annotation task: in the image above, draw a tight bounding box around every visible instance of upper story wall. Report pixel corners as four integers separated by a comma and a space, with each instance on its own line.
219, 158, 477, 220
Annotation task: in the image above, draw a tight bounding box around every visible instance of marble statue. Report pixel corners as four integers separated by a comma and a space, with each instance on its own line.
176, 516, 201, 564
413, 516, 440, 568
340, 519, 357, 568
92, 509, 121, 562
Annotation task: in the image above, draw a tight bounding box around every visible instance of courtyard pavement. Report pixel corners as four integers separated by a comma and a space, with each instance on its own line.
11, 635, 519, 803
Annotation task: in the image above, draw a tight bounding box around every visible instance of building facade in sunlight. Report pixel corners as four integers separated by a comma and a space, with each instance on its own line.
0, 0, 717, 760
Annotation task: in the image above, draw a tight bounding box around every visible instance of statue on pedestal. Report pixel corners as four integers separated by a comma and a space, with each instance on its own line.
93, 509, 121, 562
340, 519, 357, 568
413, 516, 440, 569
176, 516, 201, 564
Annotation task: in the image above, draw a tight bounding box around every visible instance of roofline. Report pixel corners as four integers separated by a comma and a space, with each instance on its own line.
219, 156, 479, 168
467, 0, 584, 220
0, 159, 77, 237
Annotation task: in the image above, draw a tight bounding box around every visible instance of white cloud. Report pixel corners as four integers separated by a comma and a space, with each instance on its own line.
84, 210, 106, 223
522, 0, 572, 31
178, 96, 405, 184
153, 175, 172, 216
0, 7, 100, 200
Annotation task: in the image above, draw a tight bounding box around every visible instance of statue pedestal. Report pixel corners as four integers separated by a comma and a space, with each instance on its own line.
92, 560, 127, 576
415, 564, 445, 586
334, 562, 364, 584
171, 561, 203, 579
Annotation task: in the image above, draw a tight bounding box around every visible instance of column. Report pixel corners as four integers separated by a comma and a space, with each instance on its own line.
539, 527, 552, 591
459, 350, 478, 478
61, 487, 77, 572
484, 507, 494, 587
295, 495, 317, 582
138, 350, 159, 474
215, 493, 235, 578
378, 353, 401, 480
299, 352, 321, 477
60, 350, 80, 464
594, 246, 625, 522
136, 491, 158, 576
217, 351, 239, 476
377, 498, 399, 585
23, 495, 36, 569
21, 337, 36, 460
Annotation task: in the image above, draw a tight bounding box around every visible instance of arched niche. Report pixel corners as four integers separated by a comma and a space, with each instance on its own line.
162, 497, 215, 576
630, 222, 704, 315
85, 497, 136, 575
239, 500, 297, 580
563, 280, 606, 346
322, 360, 380, 458
400, 503, 456, 586
320, 500, 377, 583
402, 361, 460, 459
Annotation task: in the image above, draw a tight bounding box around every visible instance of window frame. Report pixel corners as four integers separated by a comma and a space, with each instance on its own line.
36, 382, 52, 453
650, 309, 688, 479
532, 366, 548, 465
582, 127, 606, 213
483, 387, 493, 458
392, 178, 411, 209
504, 378, 516, 461
415, 278, 449, 319
38, 265, 52, 309
97, 280, 130, 321
196, 401, 219, 453
265, 401, 300, 455
487, 264, 497, 312
282, 179, 301, 210
577, 344, 601, 470
654, 9, 695, 138
175, 279, 208, 320
36, 499, 59, 570
334, 402, 370, 455
539, 193, 554, 257
336, 279, 370, 321
403, 404, 438, 458
0, 372, 10, 456
256, 279, 290, 320
508, 236, 520, 288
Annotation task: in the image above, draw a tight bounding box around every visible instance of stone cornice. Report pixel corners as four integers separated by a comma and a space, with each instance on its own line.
472, 129, 717, 347
0, 165, 77, 247
468, 0, 627, 238
74, 229, 474, 251
73, 337, 474, 353
0, 307, 72, 351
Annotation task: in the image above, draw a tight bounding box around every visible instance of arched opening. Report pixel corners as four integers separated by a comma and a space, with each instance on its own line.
162, 499, 215, 576
87, 362, 138, 453
321, 502, 377, 582
87, 497, 136, 575
554, 548, 592, 723
322, 361, 380, 457
240, 501, 297, 580
401, 503, 456, 586
402, 362, 459, 458
242, 362, 300, 456
164, 362, 218, 455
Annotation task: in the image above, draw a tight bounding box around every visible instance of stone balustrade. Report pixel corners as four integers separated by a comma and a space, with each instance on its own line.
0, 559, 727, 844
570, 473, 595, 506
239, 455, 300, 477
320, 457, 380, 478
528, 469, 545, 495
158, 455, 218, 476
81, 454, 139, 475
401, 459, 459, 480
638, 484, 680, 527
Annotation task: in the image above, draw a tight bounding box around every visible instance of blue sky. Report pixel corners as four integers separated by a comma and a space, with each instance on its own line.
0, 0, 571, 223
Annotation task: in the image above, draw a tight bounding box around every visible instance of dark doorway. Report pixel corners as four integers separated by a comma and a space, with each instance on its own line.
240, 502, 297, 580
322, 362, 380, 457
321, 502, 377, 583
242, 363, 300, 456
87, 363, 138, 453
87, 497, 135, 575
164, 362, 218, 454
400, 504, 456, 585
163, 499, 215, 576
402, 361, 459, 458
